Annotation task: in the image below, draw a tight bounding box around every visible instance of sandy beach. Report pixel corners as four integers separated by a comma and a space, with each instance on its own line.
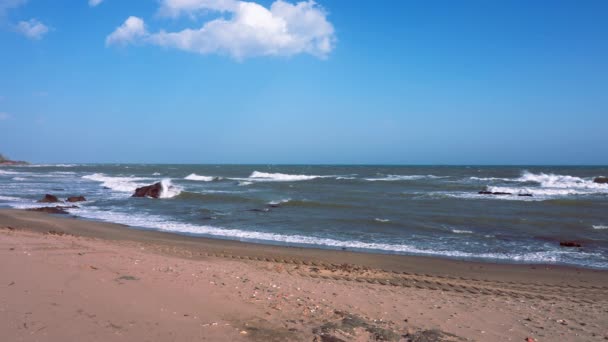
1, 209, 607, 341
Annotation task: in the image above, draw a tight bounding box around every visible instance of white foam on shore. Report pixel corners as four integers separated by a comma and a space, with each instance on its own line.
66, 207, 607, 268
185, 173, 217, 182
593, 225, 608, 230
365, 175, 444, 181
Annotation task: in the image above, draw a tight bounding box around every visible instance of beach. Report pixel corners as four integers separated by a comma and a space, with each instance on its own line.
1, 209, 607, 341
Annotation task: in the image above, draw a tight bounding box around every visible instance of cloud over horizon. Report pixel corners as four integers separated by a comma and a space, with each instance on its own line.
106, 0, 335, 60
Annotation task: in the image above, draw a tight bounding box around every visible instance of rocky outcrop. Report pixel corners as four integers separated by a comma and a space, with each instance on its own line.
560, 241, 582, 248
593, 177, 608, 184
132, 182, 162, 198
478, 191, 511, 195
38, 194, 60, 203
0, 154, 28, 166
26, 206, 78, 214
67, 196, 86, 202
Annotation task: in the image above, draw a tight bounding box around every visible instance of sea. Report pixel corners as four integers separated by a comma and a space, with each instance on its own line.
1, 164, 607, 269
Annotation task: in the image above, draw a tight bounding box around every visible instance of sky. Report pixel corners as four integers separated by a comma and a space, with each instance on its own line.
0, 0, 607, 164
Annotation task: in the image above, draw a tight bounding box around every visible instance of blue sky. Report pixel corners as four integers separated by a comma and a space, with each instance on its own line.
0, 0, 607, 164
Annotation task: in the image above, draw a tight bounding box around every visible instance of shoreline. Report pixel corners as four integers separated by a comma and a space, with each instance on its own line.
2, 208, 608, 341
2, 209, 607, 284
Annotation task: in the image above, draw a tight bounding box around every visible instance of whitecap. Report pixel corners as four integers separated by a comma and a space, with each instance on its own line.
185, 173, 218, 182
365, 175, 444, 181
82, 173, 152, 193
268, 198, 291, 205
593, 225, 608, 230
374, 218, 390, 223
247, 171, 324, 182
12, 177, 26, 181
159, 179, 182, 198
451, 229, 473, 234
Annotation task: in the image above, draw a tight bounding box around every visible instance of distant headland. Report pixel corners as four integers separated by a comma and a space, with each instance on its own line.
0, 154, 28, 166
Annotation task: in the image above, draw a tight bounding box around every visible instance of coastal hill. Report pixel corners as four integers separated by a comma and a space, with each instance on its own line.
0, 154, 28, 166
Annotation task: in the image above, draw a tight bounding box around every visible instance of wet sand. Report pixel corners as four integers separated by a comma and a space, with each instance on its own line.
1, 209, 607, 341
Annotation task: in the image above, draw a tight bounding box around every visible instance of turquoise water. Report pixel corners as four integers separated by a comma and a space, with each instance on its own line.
1, 164, 607, 268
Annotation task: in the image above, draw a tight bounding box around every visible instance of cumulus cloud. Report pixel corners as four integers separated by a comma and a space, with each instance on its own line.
88, 0, 103, 7
106, 0, 335, 59
16, 18, 48, 39
105, 16, 146, 46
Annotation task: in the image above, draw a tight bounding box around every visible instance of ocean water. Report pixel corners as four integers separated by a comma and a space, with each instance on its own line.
1, 164, 607, 269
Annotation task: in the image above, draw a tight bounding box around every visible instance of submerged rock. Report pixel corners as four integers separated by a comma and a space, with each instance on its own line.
38, 194, 60, 203
478, 191, 512, 195
560, 241, 582, 248
26, 206, 78, 214
67, 196, 86, 202
132, 182, 162, 198
593, 177, 608, 184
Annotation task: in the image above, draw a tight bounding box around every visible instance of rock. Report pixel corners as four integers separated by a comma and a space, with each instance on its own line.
132, 182, 162, 198
67, 196, 86, 202
38, 194, 60, 203
560, 241, 582, 248
26, 207, 69, 214
518, 193, 533, 197
593, 177, 608, 184
478, 191, 512, 195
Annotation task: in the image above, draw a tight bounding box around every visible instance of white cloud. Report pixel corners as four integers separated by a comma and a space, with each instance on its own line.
158, 0, 238, 17
107, 0, 335, 60
105, 16, 146, 46
16, 18, 48, 39
88, 0, 103, 7
0, 112, 10, 120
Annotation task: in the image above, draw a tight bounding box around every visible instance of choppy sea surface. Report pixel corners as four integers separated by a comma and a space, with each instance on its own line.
1, 164, 607, 269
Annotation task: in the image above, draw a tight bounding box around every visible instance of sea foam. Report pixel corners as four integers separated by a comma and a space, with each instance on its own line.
185, 173, 217, 182
248, 171, 323, 182
365, 175, 444, 181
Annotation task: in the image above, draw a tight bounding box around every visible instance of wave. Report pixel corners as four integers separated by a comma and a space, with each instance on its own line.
374, 218, 390, 223
593, 225, 608, 230
159, 179, 182, 198
365, 175, 444, 181
12, 177, 27, 181
238, 181, 253, 186
451, 229, 473, 234
83, 173, 151, 193
268, 198, 291, 206
0, 170, 21, 175
66, 207, 607, 268
469, 176, 514, 182
184, 173, 220, 182
516, 171, 607, 190
247, 171, 325, 182
153, 172, 161, 176
82, 173, 180, 198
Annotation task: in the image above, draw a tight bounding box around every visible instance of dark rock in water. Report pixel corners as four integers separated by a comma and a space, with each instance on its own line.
560, 241, 582, 248
593, 177, 608, 184
478, 191, 512, 195
27, 207, 70, 214
132, 182, 162, 198
267, 204, 281, 208
38, 194, 60, 203
518, 193, 533, 197
103, 186, 111, 190
67, 196, 86, 202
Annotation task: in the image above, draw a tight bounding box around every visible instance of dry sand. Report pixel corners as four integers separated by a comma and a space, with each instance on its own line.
1, 209, 607, 341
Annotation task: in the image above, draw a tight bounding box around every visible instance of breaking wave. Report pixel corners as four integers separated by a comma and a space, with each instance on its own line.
365, 175, 444, 181
185, 173, 220, 182
247, 171, 325, 182
82, 174, 181, 198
